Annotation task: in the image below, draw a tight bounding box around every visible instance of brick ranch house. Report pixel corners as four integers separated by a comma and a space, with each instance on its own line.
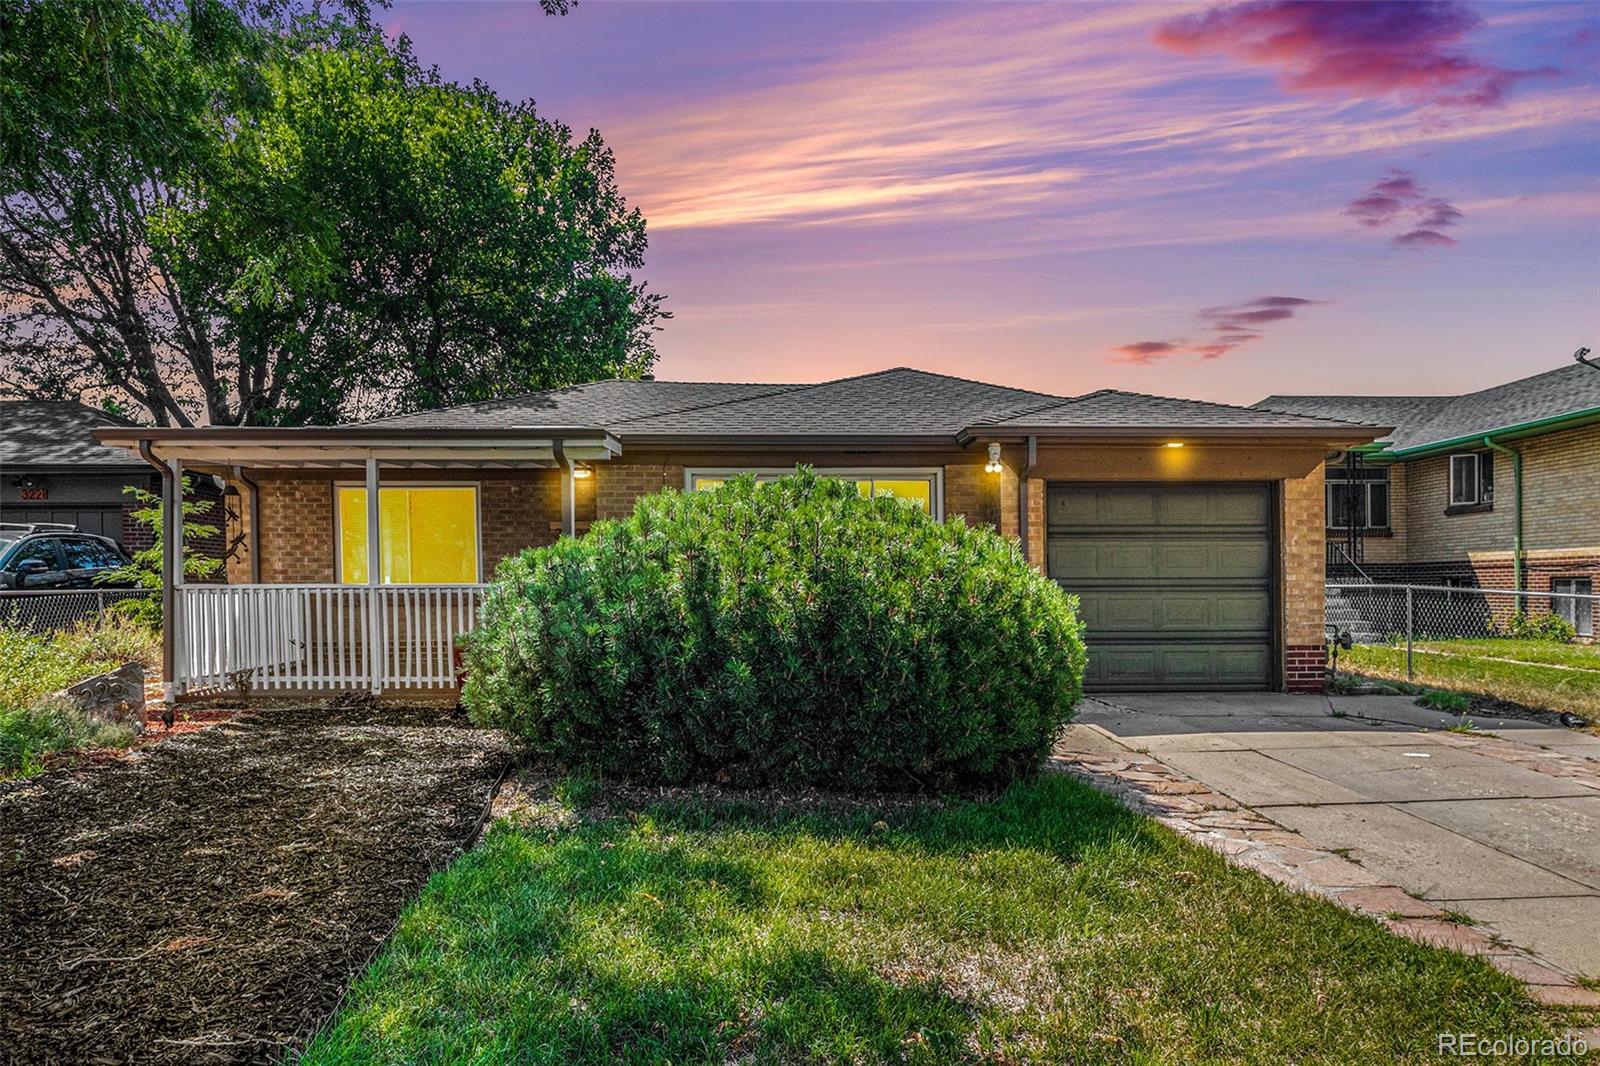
1257, 361, 1600, 637
92, 368, 1383, 700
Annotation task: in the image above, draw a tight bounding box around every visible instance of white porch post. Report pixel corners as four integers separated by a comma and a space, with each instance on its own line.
365, 457, 383, 695
165, 456, 184, 700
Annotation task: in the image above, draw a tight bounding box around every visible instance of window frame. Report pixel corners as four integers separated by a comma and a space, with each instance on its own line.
683, 468, 945, 521
1552, 577, 1594, 638
1449, 453, 1483, 507
1324, 479, 1391, 530
333, 481, 484, 585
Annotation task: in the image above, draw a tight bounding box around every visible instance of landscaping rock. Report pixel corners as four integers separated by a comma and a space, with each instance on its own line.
58, 662, 146, 733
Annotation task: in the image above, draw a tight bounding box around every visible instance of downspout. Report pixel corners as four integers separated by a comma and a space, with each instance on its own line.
138, 441, 176, 702
1018, 435, 1038, 565
554, 442, 577, 537
230, 465, 261, 584
1481, 435, 1523, 592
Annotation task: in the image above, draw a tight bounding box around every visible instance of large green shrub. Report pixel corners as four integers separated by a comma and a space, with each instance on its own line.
464, 469, 1086, 789
1502, 612, 1576, 643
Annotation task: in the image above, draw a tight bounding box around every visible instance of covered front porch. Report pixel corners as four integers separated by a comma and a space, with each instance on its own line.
94, 426, 620, 700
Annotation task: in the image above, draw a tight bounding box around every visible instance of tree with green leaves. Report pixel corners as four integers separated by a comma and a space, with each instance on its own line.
100, 477, 221, 627
0, 0, 663, 425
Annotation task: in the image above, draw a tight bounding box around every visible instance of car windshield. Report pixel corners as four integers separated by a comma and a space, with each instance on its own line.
0, 537, 15, 556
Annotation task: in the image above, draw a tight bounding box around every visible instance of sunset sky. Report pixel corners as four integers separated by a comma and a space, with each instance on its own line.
382, 1, 1600, 404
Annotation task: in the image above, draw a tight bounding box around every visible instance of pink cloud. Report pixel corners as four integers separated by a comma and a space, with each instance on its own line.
1110, 294, 1323, 364
1343, 169, 1465, 249
1156, 1, 1550, 109
1109, 340, 1185, 364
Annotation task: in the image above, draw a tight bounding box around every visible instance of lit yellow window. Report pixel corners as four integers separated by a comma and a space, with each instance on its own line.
687, 471, 936, 516
868, 479, 932, 512
338, 486, 480, 584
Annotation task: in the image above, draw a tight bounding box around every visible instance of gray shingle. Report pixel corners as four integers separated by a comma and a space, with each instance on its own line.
978, 388, 1362, 430
1, 401, 143, 467
364, 379, 800, 430
612, 368, 1065, 437
1255, 363, 1600, 451
356, 368, 1376, 438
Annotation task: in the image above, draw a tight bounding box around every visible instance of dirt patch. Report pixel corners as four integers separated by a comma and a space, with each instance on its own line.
0, 703, 512, 1064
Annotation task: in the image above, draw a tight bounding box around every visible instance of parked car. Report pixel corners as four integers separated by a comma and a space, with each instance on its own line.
0, 523, 135, 589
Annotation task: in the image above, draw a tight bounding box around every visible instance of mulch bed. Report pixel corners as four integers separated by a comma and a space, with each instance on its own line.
0, 702, 512, 1064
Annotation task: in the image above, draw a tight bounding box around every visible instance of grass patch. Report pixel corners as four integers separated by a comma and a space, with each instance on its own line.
302, 774, 1579, 1064
0, 618, 158, 777
1343, 639, 1600, 720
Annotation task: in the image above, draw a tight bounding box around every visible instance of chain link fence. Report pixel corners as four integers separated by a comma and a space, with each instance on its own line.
1328, 583, 1597, 649
1325, 584, 1599, 721
0, 589, 156, 633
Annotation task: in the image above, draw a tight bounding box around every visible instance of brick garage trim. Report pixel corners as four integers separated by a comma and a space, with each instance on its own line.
1284, 643, 1326, 693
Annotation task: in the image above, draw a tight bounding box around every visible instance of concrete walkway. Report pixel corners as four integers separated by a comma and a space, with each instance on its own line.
1054, 693, 1600, 991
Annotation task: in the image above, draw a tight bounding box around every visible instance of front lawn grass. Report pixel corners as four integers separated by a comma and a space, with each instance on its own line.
300, 773, 1583, 1065
1344, 638, 1600, 720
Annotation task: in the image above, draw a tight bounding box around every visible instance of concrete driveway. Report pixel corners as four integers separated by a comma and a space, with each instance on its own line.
1065, 693, 1600, 979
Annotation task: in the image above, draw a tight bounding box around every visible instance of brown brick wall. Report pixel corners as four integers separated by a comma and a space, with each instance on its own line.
258, 478, 336, 584
1280, 470, 1327, 655
1399, 424, 1599, 562
943, 462, 1001, 530
595, 461, 686, 521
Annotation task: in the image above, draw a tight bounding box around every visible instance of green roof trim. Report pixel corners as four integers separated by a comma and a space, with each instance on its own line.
1383, 406, 1600, 459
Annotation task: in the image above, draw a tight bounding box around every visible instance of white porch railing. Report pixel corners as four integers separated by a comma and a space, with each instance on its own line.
174, 584, 487, 695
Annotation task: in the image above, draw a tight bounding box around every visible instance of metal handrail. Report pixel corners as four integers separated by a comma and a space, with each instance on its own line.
1325, 542, 1374, 584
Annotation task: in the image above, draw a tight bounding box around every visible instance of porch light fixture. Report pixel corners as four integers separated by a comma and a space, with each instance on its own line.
1165, 441, 1185, 449
572, 464, 592, 479
984, 443, 1003, 474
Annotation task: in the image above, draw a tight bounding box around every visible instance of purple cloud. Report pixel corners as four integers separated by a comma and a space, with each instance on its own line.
1394, 229, 1460, 248
1110, 296, 1323, 364
1344, 169, 1465, 249
1156, 1, 1549, 109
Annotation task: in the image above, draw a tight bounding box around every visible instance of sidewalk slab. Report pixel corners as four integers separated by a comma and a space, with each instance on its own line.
1265, 743, 1593, 802
1397, 795, 1600, 891
1267, 802, 1593, 901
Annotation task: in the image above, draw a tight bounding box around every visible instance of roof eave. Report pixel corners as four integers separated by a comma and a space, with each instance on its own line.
955, 424, 1392, 445
1382, 407, 1600, 459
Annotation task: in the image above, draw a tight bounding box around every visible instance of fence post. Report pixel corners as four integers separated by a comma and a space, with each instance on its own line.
1405, 585, 1414, 681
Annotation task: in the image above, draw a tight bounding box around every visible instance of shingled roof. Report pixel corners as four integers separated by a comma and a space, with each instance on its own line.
370, 367, 1371, 440
1255, 363, 1600, 453
0, 401, 144, 468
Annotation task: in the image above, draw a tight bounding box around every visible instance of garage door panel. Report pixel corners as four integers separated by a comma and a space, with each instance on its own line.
1087, 643, 1273, 690
1076, 589, 1271, 636
1049, 537, 1269, 582
1048, 482, 1274, 691
1049, 484, 1270, 530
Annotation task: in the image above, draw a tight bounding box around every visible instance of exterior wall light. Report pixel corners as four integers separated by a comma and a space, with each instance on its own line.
1165, 441, 1185, 449
984, 442, 1004, 474
572, 465, 593, 479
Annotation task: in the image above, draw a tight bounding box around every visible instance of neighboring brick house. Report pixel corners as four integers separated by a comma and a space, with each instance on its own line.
0, 401, 227, 567
95, 368, 1382, 698
1256, 362, 1600, 635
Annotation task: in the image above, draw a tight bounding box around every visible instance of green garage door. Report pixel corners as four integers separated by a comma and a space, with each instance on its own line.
1047, 483, 1273, 691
